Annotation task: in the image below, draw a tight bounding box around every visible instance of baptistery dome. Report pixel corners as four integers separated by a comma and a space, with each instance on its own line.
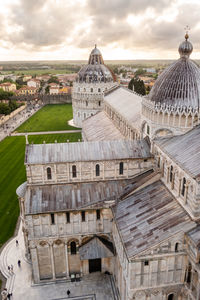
76, 45, 115, 83
149, 34, 200, 108
72, 45, 117, 127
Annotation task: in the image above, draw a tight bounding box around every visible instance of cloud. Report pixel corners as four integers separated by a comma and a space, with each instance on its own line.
0, 0, 199, 59
74, 0, 200, 56
7, 0, 85, 49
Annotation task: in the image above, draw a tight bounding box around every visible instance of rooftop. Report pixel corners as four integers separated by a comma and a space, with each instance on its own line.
113, 180, 195, 259
82, 111, 124, 141
104, 86, 142, 131
154, 125, 200, 178
148, 36, 200, 108
25, 179, 132, 215
25, 139, 151, 165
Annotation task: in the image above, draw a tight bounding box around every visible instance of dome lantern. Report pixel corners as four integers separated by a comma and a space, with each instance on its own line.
178, 32, 193, 58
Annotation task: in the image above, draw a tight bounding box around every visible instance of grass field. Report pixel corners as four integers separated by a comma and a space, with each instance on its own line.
0, 132, 81, 247
2, 69, 76, 76
16, 104, 80, 132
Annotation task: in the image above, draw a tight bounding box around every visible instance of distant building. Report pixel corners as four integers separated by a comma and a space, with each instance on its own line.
23, 75, 32, 82
27, 79, 41, 89
17, 86, 37, 95
36, 75, 51, 82
59, 86, 71, 94
49, 83, 60, 95
0, 82, 16, 92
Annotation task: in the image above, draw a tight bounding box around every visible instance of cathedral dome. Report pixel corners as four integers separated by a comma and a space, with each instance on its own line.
148, 34, 200, 108
76, 45, 115, 83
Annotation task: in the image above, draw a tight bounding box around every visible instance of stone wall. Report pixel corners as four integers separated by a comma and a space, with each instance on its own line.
72, 81, 117, 127
153, 143, 200, 220
26, 158, 153, 185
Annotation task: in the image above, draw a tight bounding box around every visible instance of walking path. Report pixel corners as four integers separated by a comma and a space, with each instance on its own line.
0, 106, 41, 142
11, 129, 81, 136
0, 222, 115, 300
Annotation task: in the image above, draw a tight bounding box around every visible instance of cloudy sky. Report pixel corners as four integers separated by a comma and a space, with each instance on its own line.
0, 0, 199, 61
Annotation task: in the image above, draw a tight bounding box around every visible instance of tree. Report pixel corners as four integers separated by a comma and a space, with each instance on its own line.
128, 77, 146, 95
45, 86, 49, 94
48, 76, 59, 84
134, 68, 146, 77
0, 103, 11, 115
0, 89, 14, 100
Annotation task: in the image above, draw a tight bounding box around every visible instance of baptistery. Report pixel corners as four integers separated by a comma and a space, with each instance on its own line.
72, 45, 117, 127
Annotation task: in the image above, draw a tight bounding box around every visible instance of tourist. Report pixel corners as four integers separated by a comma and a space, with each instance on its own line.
10, 265, 13, 273
67, 290, 70, 297
8, 266, 10, 272
16, 240, 19, 246
17, 260, 21, 267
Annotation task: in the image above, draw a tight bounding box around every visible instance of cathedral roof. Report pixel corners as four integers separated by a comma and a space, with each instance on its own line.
104, 86, 142, 131
25, 139, 151, 164
113, 180, 196, 259
25, 179, 132, 215
76, 45, 115, 83
82, 111, 124, 141
148, 34, 200, 108
154, 125, 200, 179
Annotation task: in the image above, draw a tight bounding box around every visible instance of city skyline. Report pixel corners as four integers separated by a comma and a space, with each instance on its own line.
0, 0, 199, 61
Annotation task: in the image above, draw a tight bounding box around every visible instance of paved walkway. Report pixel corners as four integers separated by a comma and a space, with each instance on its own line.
0, 106, 41, 142
11, 129, 81, 136
0, 223, 115, 300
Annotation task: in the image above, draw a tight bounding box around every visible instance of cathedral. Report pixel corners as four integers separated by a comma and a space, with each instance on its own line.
16, 33, 200, 300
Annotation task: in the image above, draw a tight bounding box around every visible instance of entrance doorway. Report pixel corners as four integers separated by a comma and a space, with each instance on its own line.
168, 294, 174, 300
89, 258, 101, 273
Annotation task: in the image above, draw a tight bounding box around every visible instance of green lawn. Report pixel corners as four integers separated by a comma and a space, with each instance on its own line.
29, 132, 82, 144
2, 69, 75, 76
0, 132, 81, 247
16, 104, 80, 132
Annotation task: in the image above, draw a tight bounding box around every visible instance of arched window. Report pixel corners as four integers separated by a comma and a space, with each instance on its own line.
186, 263, 192, 283
72, 165, 77, 178
96, 164, 100, 176
86, 101, 88, 106
181, 177, 186, 196
157, 157, 160, 168
70, 241, 76, 255
147, 125, 150, 135
168, 294, 174, 300
99, 101, 101, 106
170, 166, 173, 182
98, 88, 101, 92
47, 167, 52, 180
119, 162, 124, 175
175, 242, 179, 252
90, 88, 93, 93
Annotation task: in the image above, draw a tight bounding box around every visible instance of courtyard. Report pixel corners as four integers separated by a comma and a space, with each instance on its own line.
16, 104, 80, 132
0, 223, 115, 300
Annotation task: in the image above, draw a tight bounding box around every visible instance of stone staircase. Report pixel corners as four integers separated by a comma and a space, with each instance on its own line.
0, 238, 16, 295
